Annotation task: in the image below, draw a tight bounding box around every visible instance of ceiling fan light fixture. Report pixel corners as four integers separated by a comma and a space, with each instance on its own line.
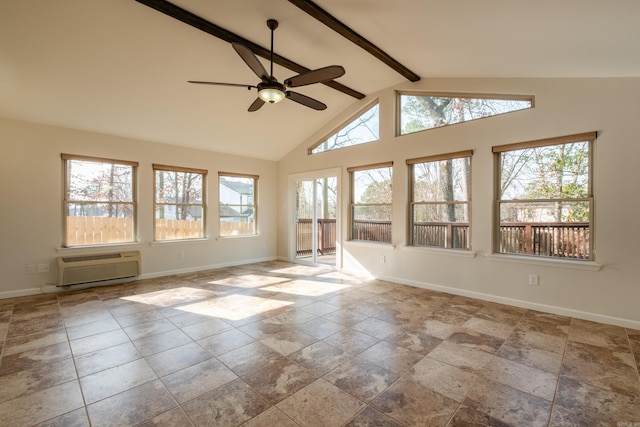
258, 86, 285, 104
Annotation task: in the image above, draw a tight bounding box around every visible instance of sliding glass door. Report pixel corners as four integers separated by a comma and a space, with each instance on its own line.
293, 172, 338, 267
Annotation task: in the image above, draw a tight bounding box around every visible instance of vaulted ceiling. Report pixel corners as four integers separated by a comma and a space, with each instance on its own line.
1, 1, 639, 161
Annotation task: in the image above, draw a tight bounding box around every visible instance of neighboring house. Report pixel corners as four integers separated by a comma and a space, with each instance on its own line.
219, 178, 254, 223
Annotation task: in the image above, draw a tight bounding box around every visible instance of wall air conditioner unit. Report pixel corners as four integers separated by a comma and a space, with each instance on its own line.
57, 251, 141, 286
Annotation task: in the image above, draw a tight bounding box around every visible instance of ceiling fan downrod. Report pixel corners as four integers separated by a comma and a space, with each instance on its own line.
267, 19, 278, 78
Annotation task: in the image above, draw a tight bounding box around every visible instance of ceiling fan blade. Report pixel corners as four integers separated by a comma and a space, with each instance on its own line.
284, 65, 345, 88
248, 97, 265, 112
188, 81, 255, 89
286, 91, 327, 110
232, 42, 269, 80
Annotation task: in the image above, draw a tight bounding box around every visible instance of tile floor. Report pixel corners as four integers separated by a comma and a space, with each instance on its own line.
0, 261, 639, 426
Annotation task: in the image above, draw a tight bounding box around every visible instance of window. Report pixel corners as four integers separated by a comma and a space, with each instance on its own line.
219, 173, 258, 236
153, 164, 206, 241
62, 154, 137, 247
494, 132, 595, 260
309, 102, 379, 154
348, 162, 393, 243
408, 151, 472, 249
399, 92, 533, 135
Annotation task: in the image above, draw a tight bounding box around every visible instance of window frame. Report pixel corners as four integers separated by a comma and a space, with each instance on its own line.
218, 172, 259, 237
348, 161, 393, 244
62, 153, 138, 248
308, 99, 380, 155
396, 91, 534, 136
153, 163, 208, 242
407, 150, 473, 250
493, 132, 596, 261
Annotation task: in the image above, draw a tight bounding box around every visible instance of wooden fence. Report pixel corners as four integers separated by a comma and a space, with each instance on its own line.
66, 216, 253, 245
66, 216, 135, 246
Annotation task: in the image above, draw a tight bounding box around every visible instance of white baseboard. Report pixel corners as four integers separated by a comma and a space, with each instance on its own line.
0, 256, 279, 299
138, 256, 278, 280
0, 287, 43, 299
376, 274, 640, 330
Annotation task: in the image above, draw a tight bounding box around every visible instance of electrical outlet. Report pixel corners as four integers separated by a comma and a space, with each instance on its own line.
379, 255, 386, 264
26, 265, 36, 274
178, 251, 185, 259
37, 263, 50, 273
528, 274, 539, 286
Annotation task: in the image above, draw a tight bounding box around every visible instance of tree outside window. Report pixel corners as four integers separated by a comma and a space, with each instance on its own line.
349, 163, 393, 243
63, 154, 137, 247
154, 164, 206, 241
399, 92, 533, 136
494, 133, 595, 260
408, 151, 472, 249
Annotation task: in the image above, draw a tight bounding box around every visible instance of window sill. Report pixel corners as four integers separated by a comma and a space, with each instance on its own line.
345, 240, 395, 248
57, 242, 142, 254
217, 234, 261, 240
149, 238, 209, 246
401, 245, 477, 259
486, 253, 602, 271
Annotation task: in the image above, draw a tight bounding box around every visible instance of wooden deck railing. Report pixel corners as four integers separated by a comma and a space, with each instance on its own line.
413, 222, 470, 249
69, 216, 590, 260
296, 219, 337, 257
499, 222, 590, 259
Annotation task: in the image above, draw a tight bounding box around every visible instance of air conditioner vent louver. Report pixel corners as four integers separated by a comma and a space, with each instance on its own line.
57, 251, 141, 286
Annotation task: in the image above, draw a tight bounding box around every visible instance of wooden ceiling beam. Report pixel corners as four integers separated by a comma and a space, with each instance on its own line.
288, 0, 420, 82
135, 0, 365, 99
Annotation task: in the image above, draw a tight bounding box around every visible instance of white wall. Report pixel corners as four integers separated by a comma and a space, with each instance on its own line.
0, 118, 278, 297
277, 78, 640, 327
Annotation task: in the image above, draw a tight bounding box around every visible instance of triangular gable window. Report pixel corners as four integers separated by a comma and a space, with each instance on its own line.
399, 92, 533, 135
309, 103, 379, 154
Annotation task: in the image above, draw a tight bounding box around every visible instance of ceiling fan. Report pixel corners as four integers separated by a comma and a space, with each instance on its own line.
189, 19, 345, 112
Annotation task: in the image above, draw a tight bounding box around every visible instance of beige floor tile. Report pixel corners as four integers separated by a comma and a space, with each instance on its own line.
146, 341, 212, 377
70, 329, 130, 356
198, 328, 255, 356
1, 261, 639, 427
322, 328, 380, 354
241, 406, 298, 427
66, 317, 121, 341
324, 356, 400, 403
483, 356, 558, 401
86, 379, 177, 427
344, 406, 403, 427
288, 340, 353, 376
33, 407, 90, 427
370, 374, 459, 426
0, 356, 77, 403
0, 380, 84, 426
80, 358, 157, 404
242, 358, 317, 404
181, 379, 271, 427
408, 356, 478, 402
463, 378, 552, 427
358, 340, 423, 375
277, 378, 365, 427
136, 407, 194, 427
74, 341, 142, 377
133, 328, 192, 356
161, 358, 237, 403
218, 341, 285, 376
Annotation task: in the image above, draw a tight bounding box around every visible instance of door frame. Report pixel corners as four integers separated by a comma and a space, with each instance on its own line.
288, 168, 341, 269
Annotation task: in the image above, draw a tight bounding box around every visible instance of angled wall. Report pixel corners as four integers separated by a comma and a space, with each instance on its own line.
277, 77, 640, 327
